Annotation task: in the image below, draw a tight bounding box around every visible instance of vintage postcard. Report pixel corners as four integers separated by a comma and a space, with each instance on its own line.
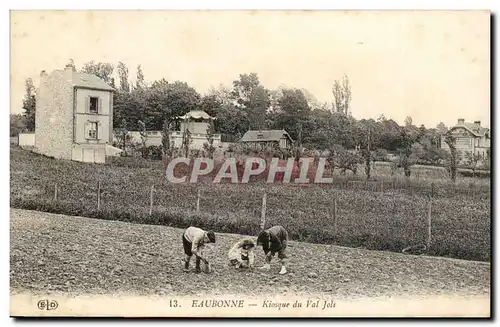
9, 9, 491, 318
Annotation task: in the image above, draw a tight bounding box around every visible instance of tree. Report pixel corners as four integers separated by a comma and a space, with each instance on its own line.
136, 65, 145, 89
231, 73, 270, 130
378, 118, 402, 151
354, 119, 382, 180
373, 148, 389, 162
205, 84, 247, 141
138, 120, 148, 158
213, 104, 249, 141
390, 121, 421, 177
404, 116, 413, 127
302, 109, 357, 151
22, 78, 36, 131
161, 118, 172, 155
416, 138, 447, 165
332, 74, 352, 115
80, 61, 114, 84
113, 91, 142, 130
143, 78, 169, 130
131, 82, 150, 128
199, 94, 222, 118
10, 114, 27, 136
436, 122, 448, 134
363, 126, 372, 179
117, 62, 130, 93
399, 128, 415, 177
207, 83, 233, 107
272, 88, 311, 141
417, 124, 426, 142
115, 118, 130, 153
143, 80, 201, 131
328, 145, 362, 175
485, 149, 491, 170
203, 119, 216, 159
181, 123, 192, 157
301, 109, 332, 150
444, 133, 458, 183
206, 84, 249, 140
300, 88, 324, 111
464, 151, 481, 178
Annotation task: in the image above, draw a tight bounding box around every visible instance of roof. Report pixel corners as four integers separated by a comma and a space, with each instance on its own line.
240, 129, 294, 143
54, 70, 114, 91
449, 122, 490, 137
177, 110, 214, 120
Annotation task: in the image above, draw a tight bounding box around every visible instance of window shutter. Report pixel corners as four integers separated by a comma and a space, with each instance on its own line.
97, 121, 102, 140
87, 96, 91, 113
98, 97, 102, 114
84, 121, 90, 139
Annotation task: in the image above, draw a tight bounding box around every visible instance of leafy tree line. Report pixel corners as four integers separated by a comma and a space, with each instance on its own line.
13, 60, 490, 180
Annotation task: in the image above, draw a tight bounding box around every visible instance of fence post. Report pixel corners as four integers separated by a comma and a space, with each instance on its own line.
431, 182, 435, 198
260, 193, 267, 230
53, 183, 58, 202
97, 181, 101, 211
427, 196, 432, 248
381, 180, 384, 193
392, 195, 397, 216
196, 189, 201, 213
149, 185, 155, 216
332, 196, 338, 237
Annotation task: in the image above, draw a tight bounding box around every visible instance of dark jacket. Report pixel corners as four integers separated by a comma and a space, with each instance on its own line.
257, 225, 288, 255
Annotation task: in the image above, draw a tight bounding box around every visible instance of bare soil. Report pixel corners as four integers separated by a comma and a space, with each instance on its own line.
10, 209, 490, 300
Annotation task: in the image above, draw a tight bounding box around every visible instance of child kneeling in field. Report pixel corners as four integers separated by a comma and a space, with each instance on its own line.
182, 226, 216, 273
256, 225, 289, 275
228, 238, 256, 269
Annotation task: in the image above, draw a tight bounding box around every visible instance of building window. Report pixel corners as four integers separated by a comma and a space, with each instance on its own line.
87, 122, 98, 139
89, 97, 99, 114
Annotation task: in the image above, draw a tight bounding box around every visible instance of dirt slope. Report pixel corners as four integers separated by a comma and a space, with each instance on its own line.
10, 209, 490, 300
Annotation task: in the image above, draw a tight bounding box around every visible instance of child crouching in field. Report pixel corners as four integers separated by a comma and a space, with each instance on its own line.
228, 238, 256, 269
257, 225, 289, 275
182, 226, 216, 273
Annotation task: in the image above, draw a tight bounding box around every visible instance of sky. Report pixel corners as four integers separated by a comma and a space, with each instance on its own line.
10, 10, 490, 129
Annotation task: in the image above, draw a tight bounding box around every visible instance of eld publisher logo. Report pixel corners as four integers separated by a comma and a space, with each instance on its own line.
37, 300, 58, 311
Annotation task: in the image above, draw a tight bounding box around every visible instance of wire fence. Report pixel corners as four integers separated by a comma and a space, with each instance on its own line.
11, 179, 491, 262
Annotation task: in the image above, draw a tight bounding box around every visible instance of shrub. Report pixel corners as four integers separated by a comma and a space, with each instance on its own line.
373, 149, 389, 162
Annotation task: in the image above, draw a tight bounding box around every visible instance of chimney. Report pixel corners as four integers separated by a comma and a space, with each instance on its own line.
64, 59, 76, 73
458, 118, 465, 125
474, 120, 481, 127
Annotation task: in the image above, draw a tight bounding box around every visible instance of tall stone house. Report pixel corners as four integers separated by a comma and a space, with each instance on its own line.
34, 61, 114, 163
440, 118, 491, 162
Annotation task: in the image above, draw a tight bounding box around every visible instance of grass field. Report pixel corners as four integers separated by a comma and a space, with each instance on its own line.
10, 209, 491, 300
10, 147, 491, 262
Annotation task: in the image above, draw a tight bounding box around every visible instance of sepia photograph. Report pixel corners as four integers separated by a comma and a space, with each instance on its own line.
8, 9, 491, 318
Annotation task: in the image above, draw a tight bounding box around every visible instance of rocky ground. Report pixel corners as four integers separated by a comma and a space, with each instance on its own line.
10, 208, 490, 300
